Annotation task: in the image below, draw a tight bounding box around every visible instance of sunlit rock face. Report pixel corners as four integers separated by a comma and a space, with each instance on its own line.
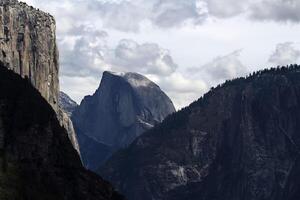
59, 91, 78, 117
100, 66, 300, 200
0, 0, 59, 111
72, 71, 175, 170
0, 0, 81, 154
58, 92, 80, 154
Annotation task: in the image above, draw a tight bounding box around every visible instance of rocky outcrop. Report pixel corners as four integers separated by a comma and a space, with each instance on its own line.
0, 65, 124, 200
100, 65, 300, 200
72, 71, 175, 171
59, 91, 78, 117
0, 0, 59, 110
58, 109, 80, 155
58, 92, 80, 154
0, 0, 80, 154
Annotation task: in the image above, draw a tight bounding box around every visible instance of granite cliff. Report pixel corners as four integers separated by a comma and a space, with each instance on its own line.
0, 0, 58, 110
72, 71, 175, 170
0, 0, 79, 153
58, 92, 80, 153
59, 91, 78, 117
101, 65, 300, 200
0, 65, 124, 200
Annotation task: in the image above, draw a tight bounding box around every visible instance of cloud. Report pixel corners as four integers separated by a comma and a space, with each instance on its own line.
108, 39, 178, 76
157, 50, 248, 108
204, 0, 249, 18
202, 50, 248, 82
23, 0, 300, 34
150, 0, 207, 28
269, 42, 300, 66
59, 25, 109, 78
90, 0, 147, 32
250, 0, 300, 23
59, 25, 178, 78
146, 73, 208, 109
187, 50, 248, 86
21, 0, 299, 109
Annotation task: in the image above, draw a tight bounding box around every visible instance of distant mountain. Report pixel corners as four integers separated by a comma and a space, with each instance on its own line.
59, 91, 78, 117
72, 71, 175, 171
100, 65, 300, 200
0, 65, 124, 200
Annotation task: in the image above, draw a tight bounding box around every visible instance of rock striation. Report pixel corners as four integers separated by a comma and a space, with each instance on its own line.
59, 91, 78, 117
100, 65, 300, 200
0, 0, 59, 110
0, 65, 124, 200
72, 71, 175, 171
58, 92, 80, 154
0, 0, 80, 154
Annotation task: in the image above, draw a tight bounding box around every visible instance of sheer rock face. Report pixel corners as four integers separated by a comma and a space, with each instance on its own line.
101, 66, 300, 200
72, 71, 175, 170
59, 91, 78, 117
58, 92, 80, 154
58, 109, 81, 155
0, 1, 81, 154
0, 0, 59, 111
0, 65, 124, 200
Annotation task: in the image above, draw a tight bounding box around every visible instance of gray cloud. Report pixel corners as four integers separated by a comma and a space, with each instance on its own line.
23, 0, 300, 34
59, 25, 109, 78
21, 0, 299, 109
269, 42, 300, 66
87, 0, 207, 31
108, 39, 178, 76
187, 50, 248, 85
204, 0, 249, 18
250, 0, 300, 22
58, 24, 178, 78
150, 0, 207, 28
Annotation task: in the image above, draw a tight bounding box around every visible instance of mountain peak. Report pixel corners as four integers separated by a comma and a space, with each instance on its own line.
72, 70, 175, 171
103, 71, 157, 88
100, 64, 300, 200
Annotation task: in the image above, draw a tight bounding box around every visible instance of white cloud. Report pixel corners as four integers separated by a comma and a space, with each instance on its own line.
59, 25, 109, 78
269, 42, 300, 66
108, 39, 177, 76
20, 0, 300, 109
204, 0, 249, 18
202, 50, 248, 82
22, 0, 300, 34
154, 73, 208, 108
186, 50, 249, 87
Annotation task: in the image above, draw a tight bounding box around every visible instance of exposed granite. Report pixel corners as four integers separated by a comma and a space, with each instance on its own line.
100, 65, 300, 200
0, 65, 124, 200
58, 91, 80, 154
58, 108, 81, 155
0, 0, 59, 110
0, 0, 80, 154
59, 91, 78, 117
72, 71, 175, 171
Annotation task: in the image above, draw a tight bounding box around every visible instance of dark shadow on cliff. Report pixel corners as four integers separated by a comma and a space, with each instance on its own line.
0, 63, 124, 200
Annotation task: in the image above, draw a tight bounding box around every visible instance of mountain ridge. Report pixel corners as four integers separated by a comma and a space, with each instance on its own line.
100, 64, 300, 200
72, 70, 175, 170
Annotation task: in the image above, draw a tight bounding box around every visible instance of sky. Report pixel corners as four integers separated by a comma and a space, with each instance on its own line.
22, 0, 300, 109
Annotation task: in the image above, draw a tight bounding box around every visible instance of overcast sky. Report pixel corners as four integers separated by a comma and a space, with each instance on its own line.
22, 0, 300, 109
